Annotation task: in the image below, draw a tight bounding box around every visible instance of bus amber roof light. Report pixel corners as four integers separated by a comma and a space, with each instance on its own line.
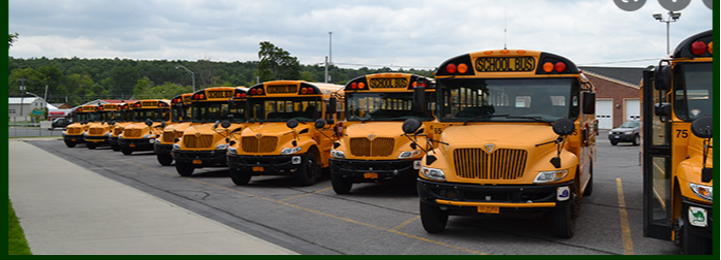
555, 62, 567, 73
708, 41, 713, 54
692, 41, 707, 56
358, 82, 366, 89
301, 88, 308, 94
446, 63, 457, 74
457, 63, 469, 74
500, 49, 510, 54
257, 89, 263, 95
543, 62, 555, 73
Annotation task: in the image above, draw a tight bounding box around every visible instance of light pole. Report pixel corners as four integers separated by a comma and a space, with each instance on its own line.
26, 91, 46, 120
653, 11, 681, 55
18, 78, 27, 121
176, 65, 196, 92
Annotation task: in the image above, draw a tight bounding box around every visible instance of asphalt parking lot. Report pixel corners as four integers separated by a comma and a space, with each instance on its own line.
23, 132, 680, 255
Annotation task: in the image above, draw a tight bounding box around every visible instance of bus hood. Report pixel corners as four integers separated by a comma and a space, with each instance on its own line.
440, 124, 559, 152
242, 123, 302, 137
345, 122, 405, 138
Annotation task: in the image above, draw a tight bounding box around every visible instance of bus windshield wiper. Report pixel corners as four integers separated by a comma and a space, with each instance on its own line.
505, 116, 549, 123
463, 114, 509, 125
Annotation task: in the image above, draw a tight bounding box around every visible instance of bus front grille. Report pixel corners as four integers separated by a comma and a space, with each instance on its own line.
67, 128, 83, 135
349, 137, 395, 157
242, 136, 278, 153
123, 129, 142, 138
89, 128, 105, 135
453, 148, 527, 180
162, 131, 177, 143
183, 135, 214, 148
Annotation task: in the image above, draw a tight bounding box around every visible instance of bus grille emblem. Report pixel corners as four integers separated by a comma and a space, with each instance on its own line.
484, 143, 496, 154
368, 134, 376, 141
195, 132, 201, 138
256, 134, 262, 139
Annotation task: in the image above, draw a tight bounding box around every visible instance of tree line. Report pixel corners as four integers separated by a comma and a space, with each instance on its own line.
8, 40, 433, 107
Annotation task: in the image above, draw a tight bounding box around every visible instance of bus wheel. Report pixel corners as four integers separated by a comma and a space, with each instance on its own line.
86, 143, 97, 150
331, 174, 353, 194
111, 144, 121, 151
420, 201, 448, 233
553, 198, 576, 238
679, 216, 712, 254
176, 163, 195, 177
121, 147, 133, 155
295, 153, 320, 186
230, 168, 252, 185
64, 141, 76, 148
156, 154, 173, 166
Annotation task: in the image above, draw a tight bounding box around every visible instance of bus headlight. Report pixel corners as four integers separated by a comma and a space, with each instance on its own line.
420, 166, 446, 181
690, 183, 713, 202
534, 169, 569, 184
398, 150, 422, 159
281, 147, 302, 155
216, 144, 228, 150
330, 150, 345, 159
172, 143, 181, 150
228, 147, 238, 155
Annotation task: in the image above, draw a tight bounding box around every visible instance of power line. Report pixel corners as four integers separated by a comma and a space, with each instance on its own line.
578, 58, 661, 66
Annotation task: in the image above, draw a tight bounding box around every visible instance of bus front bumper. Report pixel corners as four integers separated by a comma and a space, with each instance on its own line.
84, 135, 109, 144
227, 154, 305, 175
154, 143, 174, 155
118, 138, 155, 151
63, 134, 86, 143
682, 198, 713, 239
417, 178, 574, 215
173, 150, 227, 167
330, 158, 420, 182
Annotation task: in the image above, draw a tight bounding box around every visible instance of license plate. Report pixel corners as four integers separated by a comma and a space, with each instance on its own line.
477, 206, 500, 214
71, 139, 76, 142
614, 136, 620, 139
129, 144, 135, 147
253, 166, 264, 172
193, 160, 203, 165
364, 172, 378, 179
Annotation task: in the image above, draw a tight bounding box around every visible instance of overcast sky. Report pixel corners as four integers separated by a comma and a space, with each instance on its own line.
8, 0, 714, 69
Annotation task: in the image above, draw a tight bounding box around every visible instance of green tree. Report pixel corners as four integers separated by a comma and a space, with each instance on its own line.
9, 32, 18, 48
257, 41, 301, 82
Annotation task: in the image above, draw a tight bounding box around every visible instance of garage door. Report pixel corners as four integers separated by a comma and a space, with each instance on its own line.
625, 99, 640, 121
596, 100, 613, 129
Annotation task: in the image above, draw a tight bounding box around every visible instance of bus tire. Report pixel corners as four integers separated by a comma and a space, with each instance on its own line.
680, 216, 712, 254
86, 143, 97, 150
295, 153, 320, 186
156, 154, 173, 166
111, 144, 121, 151
553, 199, 576, 238
121, 147, 133, 155
331, 174, 353, 194
230, 168, 252, 186
176, 163, 194, 177
420, 201, 448, 233
64, 141, 76, 148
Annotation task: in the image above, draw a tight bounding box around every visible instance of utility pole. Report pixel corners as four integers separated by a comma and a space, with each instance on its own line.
18, 78, 27, 121
324, 56, 329, 83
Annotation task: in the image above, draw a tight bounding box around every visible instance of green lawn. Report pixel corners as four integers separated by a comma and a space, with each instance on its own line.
8, 200, 32, 255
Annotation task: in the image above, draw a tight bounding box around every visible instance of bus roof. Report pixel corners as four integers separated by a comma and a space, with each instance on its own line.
131, 99, 171, 109
248, 80, 343, 97
171, 93, 194, 105
99, 103, 123, 111
435, 49, 580, 78
672, 29, 712, 59
344, 73, 435, 91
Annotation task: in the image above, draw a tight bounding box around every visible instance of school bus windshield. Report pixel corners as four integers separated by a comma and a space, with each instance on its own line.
73, 113, 93, 123
674, 62, 712, 121
438, 78, 580, 123
346, 92, 435, 121
191, 102, 235, 123
132, 109, 169, 122
172, 105, 192, 122
248, 97, 322, 123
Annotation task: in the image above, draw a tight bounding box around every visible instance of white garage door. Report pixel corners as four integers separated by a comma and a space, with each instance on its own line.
596, 100, 613, 129
625, 99, 640, 121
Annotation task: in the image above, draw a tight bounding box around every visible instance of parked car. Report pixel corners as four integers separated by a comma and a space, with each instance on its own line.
608, 120, 640, 146
50, 118, 72, 129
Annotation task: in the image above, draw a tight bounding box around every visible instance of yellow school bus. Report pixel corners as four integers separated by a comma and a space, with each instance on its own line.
154, 93, 194, 166
641, 30, 712, 254
330, 73, 436, 194
227, 81, 344, 186
108, 103, 134, 151
62, 104, 100, 148
403, 49, 597, 238
118, 99, 172, 155
172, 87, 248, 176
83, 103, 125, 149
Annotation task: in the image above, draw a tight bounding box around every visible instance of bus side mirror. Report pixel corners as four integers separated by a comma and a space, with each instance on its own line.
552, 119, 575, 136
287, 119, 299, 129
145, 119, 153, 127
582, 92, 595, 115
221, 120, 231, 129
412, 87, 426, 113
328, 97, 337, 114
654, 103, 672, 118
402, 118, 422, 135
157, 121, 166, 129
315, 119, 327, 129
690, 115, 713, 139
655, 65, 672, 91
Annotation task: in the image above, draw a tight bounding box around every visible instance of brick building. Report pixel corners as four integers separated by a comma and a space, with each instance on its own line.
580, 66, 647, 129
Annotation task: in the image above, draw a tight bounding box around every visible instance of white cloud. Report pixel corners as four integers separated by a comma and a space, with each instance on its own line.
8, 0, 713, 68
